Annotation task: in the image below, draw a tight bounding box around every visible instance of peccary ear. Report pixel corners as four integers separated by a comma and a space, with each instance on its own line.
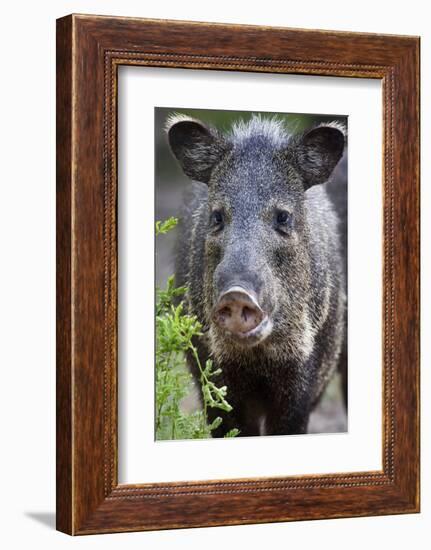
166, 116, 228, 184
289, 123, 346, 189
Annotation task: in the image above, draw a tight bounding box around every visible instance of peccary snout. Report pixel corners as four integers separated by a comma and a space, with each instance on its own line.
212, 287, 272, 346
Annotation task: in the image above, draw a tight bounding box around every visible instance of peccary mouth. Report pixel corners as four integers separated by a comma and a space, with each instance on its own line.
212, 286, 273, 347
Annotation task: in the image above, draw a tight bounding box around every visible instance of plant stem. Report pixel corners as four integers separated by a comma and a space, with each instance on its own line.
190, 345, 209, 430
156, 351, 173, 432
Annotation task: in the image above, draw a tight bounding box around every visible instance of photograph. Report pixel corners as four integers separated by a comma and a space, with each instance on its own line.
155, 107, 348, 440
52, 12, 420, 536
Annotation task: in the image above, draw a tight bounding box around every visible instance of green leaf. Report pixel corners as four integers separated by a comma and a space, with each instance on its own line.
224, 428, 240, 438
156, 217, 179, 236
209, 416, 223, 430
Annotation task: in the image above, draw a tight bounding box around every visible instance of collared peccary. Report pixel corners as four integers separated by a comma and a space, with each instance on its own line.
166, 114, 347, 437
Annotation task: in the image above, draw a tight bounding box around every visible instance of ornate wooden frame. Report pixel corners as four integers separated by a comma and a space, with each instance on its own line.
56, 14, 420, 534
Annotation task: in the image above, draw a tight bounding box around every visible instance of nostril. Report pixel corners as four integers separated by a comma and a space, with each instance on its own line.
240, 305, 263, 331
241, 306, 254, 323
218, 306, 232, 323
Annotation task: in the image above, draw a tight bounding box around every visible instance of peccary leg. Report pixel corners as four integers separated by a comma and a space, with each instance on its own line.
208, 388, 313, 437
268, 400, 312, 435
207, 374, 273, 438
264, 367, 317, 436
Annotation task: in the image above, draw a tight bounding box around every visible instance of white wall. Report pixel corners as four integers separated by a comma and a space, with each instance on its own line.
0, 1, 428, 548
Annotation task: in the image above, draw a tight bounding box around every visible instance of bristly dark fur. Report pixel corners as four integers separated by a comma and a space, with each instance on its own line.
168, 114, 347, 437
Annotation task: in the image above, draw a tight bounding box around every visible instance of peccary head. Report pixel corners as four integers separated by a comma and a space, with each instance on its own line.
167, 114, 345, 354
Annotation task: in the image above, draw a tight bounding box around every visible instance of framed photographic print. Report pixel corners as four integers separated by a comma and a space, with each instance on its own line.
56, 14, 420, 534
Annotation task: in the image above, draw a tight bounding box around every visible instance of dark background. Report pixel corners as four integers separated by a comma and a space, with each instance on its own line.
155, 107, 348, 434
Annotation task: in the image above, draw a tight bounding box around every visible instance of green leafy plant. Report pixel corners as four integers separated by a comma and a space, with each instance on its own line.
155, 217, 239, 440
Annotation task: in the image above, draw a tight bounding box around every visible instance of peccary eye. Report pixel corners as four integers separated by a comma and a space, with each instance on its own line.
277, 211, 289, 224
276, 210, 292, 224
275, 210, 293, 233
211, 210, 224, 230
